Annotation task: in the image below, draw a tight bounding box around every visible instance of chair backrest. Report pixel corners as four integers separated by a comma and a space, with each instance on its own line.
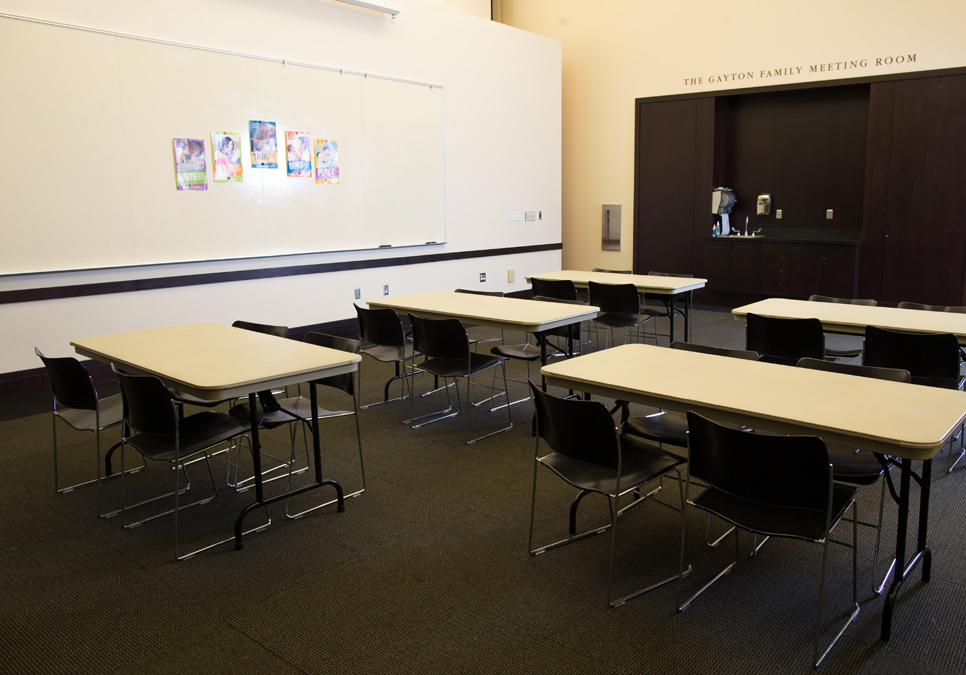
455, 288, 505, 297
669, 341, 759, 361
35, 347, 99, 411
809, 294, 877, 306
409, 314, 470, 361
116, 370, 178, 438
355, 304, 407, 348
796, 356, 912, 383
232, 320, 289, 339
531, 278, 579, 301
862, 325, 961, 385
745, 313, 825, 363
592, 268, 632, 274
529, 382, 620, 470
686, 411, 831, 514
897, 301, 966, 314
303, 332, 360, 395
648, 271, 693, 278
588, 281, 640, 314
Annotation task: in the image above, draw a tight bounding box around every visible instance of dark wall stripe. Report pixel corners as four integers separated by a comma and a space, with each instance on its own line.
0, 243, 562, 305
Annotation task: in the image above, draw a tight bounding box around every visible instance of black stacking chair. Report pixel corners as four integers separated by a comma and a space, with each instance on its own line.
621, 342, 759, 450
34, 347, 131, 518
408, 313, 512, 444
528, 382, 687, 607
897, 301, 966, 313
229, 332, 366, 517
745, 312, 825, 365
678, 412, 860, 668
797, 356, 912, 594
808, 294, 877, 359
588, 281, 658, 349
863, 325, 966, 471
115, 369, 256, 560
646, 271, 691, 340
355, 303, 419, 416
454, 288, 505, 352
531, 277, 580, 302
592, 268, 632, 274
863, 325, 963, 390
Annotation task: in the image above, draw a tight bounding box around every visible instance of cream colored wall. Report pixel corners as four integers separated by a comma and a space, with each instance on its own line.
501, 0, 966, 272
0, 0, 561, 373
423, 0, 490, 20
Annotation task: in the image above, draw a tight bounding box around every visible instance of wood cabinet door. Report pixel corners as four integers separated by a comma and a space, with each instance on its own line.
635, 100, 698, 274
879, 75, 966, 305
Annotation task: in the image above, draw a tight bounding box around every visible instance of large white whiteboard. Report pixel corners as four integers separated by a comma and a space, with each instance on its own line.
0, 15, 445, 274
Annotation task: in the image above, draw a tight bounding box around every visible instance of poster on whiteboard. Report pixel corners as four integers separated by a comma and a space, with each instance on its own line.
172, 138, 207, 190
315, 139, 340, 184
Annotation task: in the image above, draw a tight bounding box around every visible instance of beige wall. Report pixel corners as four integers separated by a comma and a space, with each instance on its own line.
501, 0, 966, 273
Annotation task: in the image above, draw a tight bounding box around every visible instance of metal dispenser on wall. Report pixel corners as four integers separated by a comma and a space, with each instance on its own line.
711, 187, 736, 236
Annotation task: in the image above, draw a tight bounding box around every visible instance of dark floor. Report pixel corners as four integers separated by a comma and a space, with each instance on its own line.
3, 307, 965, 674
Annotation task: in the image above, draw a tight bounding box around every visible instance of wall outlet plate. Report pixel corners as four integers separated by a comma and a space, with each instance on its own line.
479, 272, 486, 282
354, 288, 361, 299
383, 284, 389, 295
525, 211, 536, 221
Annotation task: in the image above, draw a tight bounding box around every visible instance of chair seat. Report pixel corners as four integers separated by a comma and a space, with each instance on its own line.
692, 482, 858, 541
491, 343, 543, 361
622, 411, 688, 447
56, 394, 124, 432
361, 340, 416, 363
418, 353, 504, 379
829, 451, 885, 486
125, 411, 251, 462
825, 346, 863, 359
594, 310, 657, 329
540, 434, 684, 496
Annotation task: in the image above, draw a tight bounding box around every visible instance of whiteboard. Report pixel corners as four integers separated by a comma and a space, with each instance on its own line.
0, 16, 446, 274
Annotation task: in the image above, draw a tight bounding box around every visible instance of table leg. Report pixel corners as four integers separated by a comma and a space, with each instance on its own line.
234, 383, 345, 550
881, 457, 931, 641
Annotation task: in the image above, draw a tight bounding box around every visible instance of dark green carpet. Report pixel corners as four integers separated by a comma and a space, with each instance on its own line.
2, 308, 965, 674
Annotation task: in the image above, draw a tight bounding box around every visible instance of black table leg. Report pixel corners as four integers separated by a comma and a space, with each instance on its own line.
881, 457, 931, 641
234, 383, 344, 550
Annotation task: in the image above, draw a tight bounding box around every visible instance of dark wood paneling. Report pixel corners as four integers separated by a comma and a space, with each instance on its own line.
879, 75, 966, 305
636, 100, 697, 274
820, 245, 859, 298
724, 85, 869, 235
858, 82, 895, 300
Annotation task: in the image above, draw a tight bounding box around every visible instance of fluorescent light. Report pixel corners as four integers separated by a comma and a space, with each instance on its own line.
334, 0, 401, 16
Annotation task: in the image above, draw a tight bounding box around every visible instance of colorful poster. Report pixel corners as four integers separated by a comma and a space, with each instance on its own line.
173, 138, 207, 190
286, 131, 312, 177
211, 131, 243, 182
315, 139, 340, 184
249, 120, 278, 168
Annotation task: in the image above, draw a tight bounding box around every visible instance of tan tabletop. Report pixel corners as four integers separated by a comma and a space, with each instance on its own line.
541, 343, 966, 460
367, 291, 599, 333
733, 298, 966, 344
72, 322, 361, 401
72, 322, 362, 550
526, 269, 707, 295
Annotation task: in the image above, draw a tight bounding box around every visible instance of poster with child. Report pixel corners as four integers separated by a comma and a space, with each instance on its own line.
315, 139, 340, 184
173, 138, 207, 190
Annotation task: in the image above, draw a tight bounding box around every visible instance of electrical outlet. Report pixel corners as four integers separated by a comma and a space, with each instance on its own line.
354, 288, 361, 300
775, 209, 782, 220
383, 284, 389, 295
507, 268, 515, 283
525, 211, 536, 222
479, 272, 486, 283
826, 209, 834, 220
507, 212, 522, 222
